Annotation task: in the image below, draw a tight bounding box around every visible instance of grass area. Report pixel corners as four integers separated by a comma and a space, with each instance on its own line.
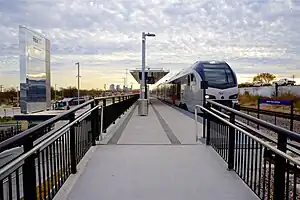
0, 116, 15, 123
238, 91, 300, 113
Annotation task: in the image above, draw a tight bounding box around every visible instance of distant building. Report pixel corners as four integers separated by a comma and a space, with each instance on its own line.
109, 84, 115, 91
116, 85, 121, 91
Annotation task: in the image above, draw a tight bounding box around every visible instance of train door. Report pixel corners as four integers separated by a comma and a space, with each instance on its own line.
185, 74, 196, 111
180, 75, 189, 105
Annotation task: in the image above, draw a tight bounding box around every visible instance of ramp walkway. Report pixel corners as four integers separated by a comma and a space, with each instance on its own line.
58, 99, 259, 200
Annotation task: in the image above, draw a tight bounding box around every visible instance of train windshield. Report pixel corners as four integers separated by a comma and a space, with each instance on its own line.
203, 64, 236, 89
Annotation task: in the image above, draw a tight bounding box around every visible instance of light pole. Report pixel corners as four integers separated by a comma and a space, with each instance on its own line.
125, 69, 128, 88
16, 86, 19, 107
75, 62, 80, 105
54, 84, 57, 101
141, 32, 155, 99
138, 32, 155, 116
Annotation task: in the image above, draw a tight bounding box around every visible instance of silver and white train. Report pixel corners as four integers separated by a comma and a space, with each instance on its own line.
152, 60, 238, 112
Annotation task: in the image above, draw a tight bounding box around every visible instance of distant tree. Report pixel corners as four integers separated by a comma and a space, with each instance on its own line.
4, 88, 17, 103
253, 73, 276, 84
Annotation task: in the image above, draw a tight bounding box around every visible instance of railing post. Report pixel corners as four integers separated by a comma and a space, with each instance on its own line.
69, 112, 77, 174
228, 110, 235, 170
23, 136, 37, 200
112, 97, 115, 104
94, 99, 100, 141
102, 99, 106, 107
201, 81, 208, 139
102, 100, 107, 133
290, 101, 294, 131
205, 102, 211, 145
273, 134, 287, 200
91, 101, 97, 146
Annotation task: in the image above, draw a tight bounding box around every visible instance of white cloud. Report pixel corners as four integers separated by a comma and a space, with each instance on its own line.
0, 0, 300, 88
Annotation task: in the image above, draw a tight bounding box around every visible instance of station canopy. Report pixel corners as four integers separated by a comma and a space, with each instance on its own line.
130, 68, 170, 84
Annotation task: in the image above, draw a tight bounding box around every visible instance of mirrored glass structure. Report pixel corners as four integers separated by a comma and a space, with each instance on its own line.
19, 26, 51, 114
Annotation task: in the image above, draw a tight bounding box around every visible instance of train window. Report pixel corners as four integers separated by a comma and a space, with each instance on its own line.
202, 64, 236, 88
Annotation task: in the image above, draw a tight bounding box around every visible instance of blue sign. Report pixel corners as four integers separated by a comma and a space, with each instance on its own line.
259, 99, 292, 106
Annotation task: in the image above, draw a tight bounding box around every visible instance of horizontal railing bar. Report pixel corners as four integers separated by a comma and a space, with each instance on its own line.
40, 105, 101, 151
207, 100, 300, 143
197, 105, 300, 167
240, 106, 300, 121
0, 95, 136, 151
0, 99, 93, 151
95, 94, 136, 100
0, 105, 101, 180
211, 106, 300, 156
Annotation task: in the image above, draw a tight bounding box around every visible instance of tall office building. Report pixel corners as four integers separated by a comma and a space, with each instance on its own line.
19, 26, 51, 114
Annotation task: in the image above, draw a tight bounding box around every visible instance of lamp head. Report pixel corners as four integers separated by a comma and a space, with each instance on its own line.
146, 33, 155, 37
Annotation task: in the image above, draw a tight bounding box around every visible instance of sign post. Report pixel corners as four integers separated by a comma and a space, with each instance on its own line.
258, 98, 294, 131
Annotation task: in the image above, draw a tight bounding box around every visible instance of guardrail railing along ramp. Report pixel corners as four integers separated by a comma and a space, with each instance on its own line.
0, 94, 139, 200
195, 99, 300, 200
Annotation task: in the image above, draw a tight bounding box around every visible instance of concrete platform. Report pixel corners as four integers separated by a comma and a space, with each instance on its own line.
60, 99, 259, 200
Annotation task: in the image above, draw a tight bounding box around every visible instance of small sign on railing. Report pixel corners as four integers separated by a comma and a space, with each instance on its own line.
259, 98, 293, 106
257, 97, 294, 131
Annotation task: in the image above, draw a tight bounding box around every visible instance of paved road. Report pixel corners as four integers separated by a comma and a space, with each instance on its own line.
0, 107, 20, 117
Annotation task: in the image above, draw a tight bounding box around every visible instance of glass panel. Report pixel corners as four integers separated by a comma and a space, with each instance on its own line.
203, 64, 236, 88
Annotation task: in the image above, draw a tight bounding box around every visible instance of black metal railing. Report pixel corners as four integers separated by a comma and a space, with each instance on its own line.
196, 100, 300, 200
0, 94, 138, 200
240, 106, 300, 133
0, 124, 22, 143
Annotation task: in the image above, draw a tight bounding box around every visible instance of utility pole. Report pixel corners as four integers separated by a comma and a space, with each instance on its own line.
75, 62, 80, 105
125, 69, 128, 88
16, 86, 19, 107
292, 75, 295, 82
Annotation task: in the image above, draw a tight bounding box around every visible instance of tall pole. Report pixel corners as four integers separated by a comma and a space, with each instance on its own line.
125, 69, 128, 88
76, 62, 80, 105
16, 86, 19, 107
141, 32, 146, 99
54, 84, 57, 101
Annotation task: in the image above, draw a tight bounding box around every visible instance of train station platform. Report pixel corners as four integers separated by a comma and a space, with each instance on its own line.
56, 99, 259, 200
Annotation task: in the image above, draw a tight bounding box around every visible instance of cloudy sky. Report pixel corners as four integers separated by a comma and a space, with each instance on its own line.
0, 0, 300, 89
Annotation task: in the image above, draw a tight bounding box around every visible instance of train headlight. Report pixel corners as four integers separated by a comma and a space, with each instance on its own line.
205, 94, 216, 99
229, 94, 238, 99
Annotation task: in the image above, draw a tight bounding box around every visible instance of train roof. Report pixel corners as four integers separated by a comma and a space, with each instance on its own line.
161, 60, 228, 84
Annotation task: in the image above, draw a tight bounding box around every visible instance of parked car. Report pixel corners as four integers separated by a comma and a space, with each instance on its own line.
272, 78, 295, 86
